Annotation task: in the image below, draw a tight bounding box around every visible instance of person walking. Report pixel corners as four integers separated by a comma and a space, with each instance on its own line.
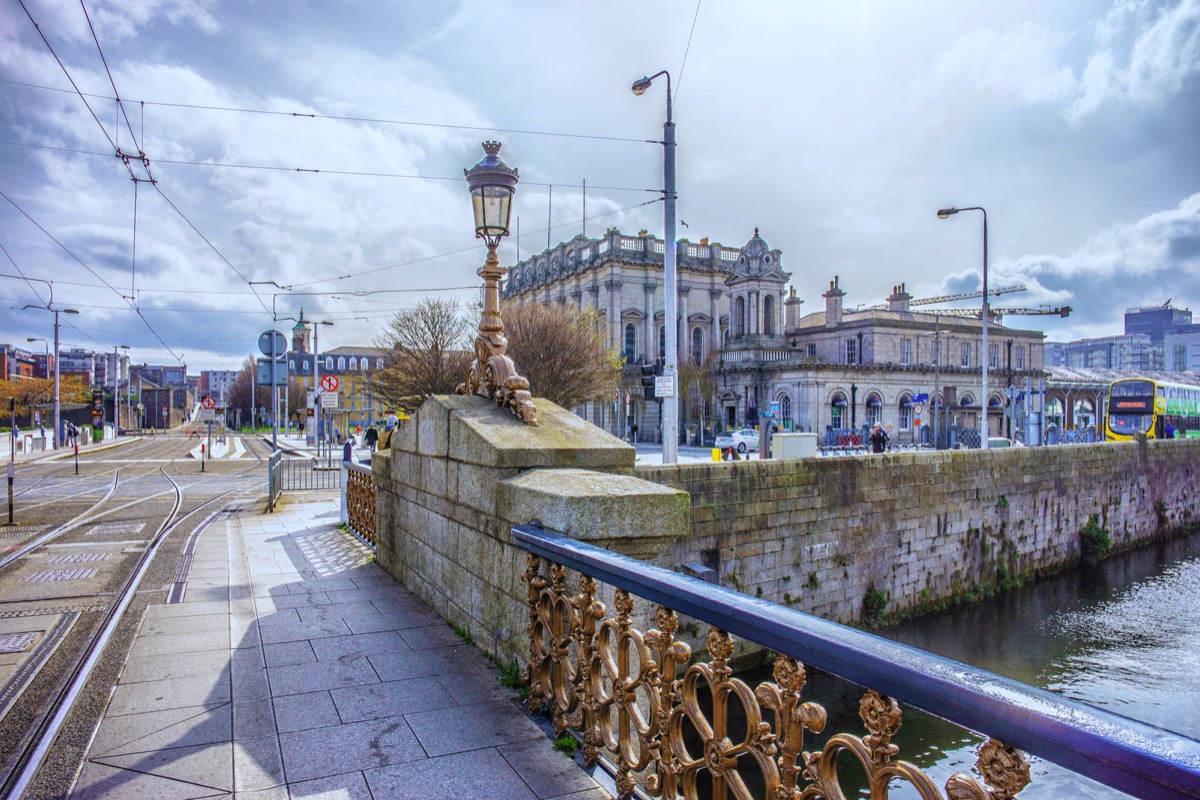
364, 425, 379, 453
869, 422, 889, 453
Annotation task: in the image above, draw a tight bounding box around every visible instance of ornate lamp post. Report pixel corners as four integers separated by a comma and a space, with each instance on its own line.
458, 141, 536, 424
937, 206, 989, 450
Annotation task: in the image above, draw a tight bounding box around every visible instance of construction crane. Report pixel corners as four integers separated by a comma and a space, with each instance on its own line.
931, 306, 1072, 323
862, 282, 1027, 311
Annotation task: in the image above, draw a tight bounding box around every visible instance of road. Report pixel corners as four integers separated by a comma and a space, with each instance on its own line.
0, 434, 272, 798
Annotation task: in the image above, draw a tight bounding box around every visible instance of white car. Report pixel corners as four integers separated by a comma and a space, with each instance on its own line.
715, 428, 760, 453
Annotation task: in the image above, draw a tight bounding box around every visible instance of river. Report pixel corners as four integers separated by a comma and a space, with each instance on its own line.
745, 531, 1200, 798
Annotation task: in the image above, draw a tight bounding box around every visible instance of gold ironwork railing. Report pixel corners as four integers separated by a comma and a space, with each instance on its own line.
513, 523, 1200, 800
345, 462, 376, 549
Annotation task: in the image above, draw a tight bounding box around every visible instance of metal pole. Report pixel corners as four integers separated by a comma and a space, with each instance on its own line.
271, 295, 278, 451
933, 314, 940, 449
981, 210, 989, 450
662, 75, 678, 464
7, 397, 13, 524
52, 315, 61, 449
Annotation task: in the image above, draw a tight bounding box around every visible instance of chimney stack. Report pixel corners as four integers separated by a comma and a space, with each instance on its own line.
887, 282, 912, 313
824, 276, 845, 327
784, 286, 802, 331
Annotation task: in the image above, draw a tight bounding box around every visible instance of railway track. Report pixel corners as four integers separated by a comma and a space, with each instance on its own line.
0, 434, 274, 797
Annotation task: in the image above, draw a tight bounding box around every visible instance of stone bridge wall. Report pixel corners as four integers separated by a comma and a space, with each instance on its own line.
637, 439, 1200, 625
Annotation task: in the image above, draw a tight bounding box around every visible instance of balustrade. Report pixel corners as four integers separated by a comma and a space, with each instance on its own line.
345, 462, 376, 548
514, 523, 1200, 800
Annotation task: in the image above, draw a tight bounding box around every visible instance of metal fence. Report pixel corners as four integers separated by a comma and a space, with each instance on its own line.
277, 457, 342, 491
1046, 426, 1100, 446
514, 522, 1200, 800
344, 462, 376, 549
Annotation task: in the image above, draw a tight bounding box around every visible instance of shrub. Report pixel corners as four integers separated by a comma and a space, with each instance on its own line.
862, 588, 888, 627
1079, 514, 1111, 566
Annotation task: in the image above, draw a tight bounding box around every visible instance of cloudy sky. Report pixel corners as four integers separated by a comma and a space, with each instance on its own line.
2, 0, 1198, 371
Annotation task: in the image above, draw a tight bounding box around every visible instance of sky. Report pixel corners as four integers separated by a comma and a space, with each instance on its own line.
1, 0, 1198, 372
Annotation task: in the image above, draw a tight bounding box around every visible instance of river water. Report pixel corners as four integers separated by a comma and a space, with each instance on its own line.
744, 531, 1200, 798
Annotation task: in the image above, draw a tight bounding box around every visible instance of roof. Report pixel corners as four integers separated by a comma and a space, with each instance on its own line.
793, 308, 1040, 336
1045, 366, 1200, 387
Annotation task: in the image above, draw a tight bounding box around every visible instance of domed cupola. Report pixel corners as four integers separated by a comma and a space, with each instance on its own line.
736, 228, 774, 276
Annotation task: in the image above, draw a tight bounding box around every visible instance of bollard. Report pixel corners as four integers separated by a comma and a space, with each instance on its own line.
200, 443, 205, 472
712, 448, 721, 462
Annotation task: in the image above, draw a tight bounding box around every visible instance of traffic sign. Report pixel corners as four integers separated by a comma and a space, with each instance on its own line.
201, 396, 216, 410
321, 392, 339, 409
320, 374, 339, 392
258, 330, 287, 357
654, 376, 675, 398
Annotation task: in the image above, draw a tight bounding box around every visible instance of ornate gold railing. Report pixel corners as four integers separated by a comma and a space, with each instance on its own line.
513, 523, 1200, 800
345, 462, 376, 548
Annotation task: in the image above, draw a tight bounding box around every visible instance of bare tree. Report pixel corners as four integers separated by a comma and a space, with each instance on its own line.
503, 303, 621, 410
678, 348, 721, 443
226, 356, 271, 426
369, 297, 474, 411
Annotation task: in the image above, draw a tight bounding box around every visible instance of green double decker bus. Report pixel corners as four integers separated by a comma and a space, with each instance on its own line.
1105, 377, 1200, 440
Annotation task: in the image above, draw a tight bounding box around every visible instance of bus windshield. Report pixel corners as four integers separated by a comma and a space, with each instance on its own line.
1108, 413, 1153, 434
1111, 380, 1154, 397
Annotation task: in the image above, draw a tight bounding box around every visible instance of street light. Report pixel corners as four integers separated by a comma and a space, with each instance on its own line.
21, 288, 79, 449
461, 141, 536, 424
937, 206, 989, 450
632, 70, 678, 463
111, 345, 130, 434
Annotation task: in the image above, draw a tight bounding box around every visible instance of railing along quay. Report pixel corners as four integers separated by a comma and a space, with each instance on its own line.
513, 523, 1200, 800
344, 462, 376, 548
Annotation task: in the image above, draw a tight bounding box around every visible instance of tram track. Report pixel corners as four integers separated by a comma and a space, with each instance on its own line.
0, 434, 273, 797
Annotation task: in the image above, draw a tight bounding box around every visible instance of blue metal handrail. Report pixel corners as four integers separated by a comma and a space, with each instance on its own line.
512, 523, 1200, 800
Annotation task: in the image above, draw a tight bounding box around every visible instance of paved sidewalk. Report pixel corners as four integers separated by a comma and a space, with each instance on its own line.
70, 496, 611, 799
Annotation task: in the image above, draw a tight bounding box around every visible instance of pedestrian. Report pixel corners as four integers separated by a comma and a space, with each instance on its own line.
869, 422, 889, 453
379, 411, 399, 451
364, 425, 379, 453
631, 422, 638, 443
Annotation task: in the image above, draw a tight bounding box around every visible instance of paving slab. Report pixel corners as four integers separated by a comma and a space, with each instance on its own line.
68, 497, 612, 798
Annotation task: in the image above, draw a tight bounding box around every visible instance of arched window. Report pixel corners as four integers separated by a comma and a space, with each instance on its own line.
337, 357, 345, 371
658, 325, 666, 363
763, 294, 775, 336
624, 324, 637, 362
325, 356, 333, 371
349, 357, 358, 371
376, 358, 384, 370
865, 393, 883, 427
1046, 397, 1064, 428
691, 327, 704, 366
779, 394, 792, 429
288, 359, 295, 370
959, 393, 975, 407
1073, 398, 1096, 429
735, 296, 746, 336
898, 394, 913, 430
831, 393, 847, 430
302, 358, 310, 372
360, 357, 367, 371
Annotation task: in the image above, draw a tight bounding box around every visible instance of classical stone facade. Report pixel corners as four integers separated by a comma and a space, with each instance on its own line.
505, 228, 1047, 444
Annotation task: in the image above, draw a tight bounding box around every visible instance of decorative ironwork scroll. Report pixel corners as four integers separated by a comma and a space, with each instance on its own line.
523, 554, 1032, 800
345, 463, 376, 548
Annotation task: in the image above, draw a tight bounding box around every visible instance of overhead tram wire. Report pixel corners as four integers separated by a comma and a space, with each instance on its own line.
674, 0, 704, 105
283, 195, 663, 289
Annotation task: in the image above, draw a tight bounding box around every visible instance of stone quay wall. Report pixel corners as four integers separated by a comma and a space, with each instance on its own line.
373, 395, 689, 666
637, 439, 1200, 626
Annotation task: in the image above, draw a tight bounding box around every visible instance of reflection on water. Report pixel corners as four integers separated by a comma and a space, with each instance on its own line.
744, 532, 1200, 798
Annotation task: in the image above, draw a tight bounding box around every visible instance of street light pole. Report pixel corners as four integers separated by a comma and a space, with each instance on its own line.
111, 345, 130, 435
937, 206, 989, 450
20, 283, 79, 449
632, 70, 678, 463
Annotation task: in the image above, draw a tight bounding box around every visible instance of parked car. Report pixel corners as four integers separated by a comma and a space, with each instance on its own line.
714, 428, 760, 453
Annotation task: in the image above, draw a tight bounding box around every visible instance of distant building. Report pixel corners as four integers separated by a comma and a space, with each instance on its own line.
199, 370, 238, 403
1053, 334, 1163, 371
287, 309, 388, 426
0, 344, 36, 380
1124, 302, 1192, 342
129, 362, 188, 388
58, 348, 97, 385
30, 352, 54, 379
1165, 324, 1200, 373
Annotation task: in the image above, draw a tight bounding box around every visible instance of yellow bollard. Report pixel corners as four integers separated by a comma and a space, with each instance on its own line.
712, 448, 722, 462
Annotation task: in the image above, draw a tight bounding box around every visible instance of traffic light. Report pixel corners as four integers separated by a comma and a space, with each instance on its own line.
642, 363, 656, 400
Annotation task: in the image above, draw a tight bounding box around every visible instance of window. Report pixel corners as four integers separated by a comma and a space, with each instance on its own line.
899, 395, 913, 430
288, 359, 295, 370
302, 359, 310, 372
900, 338, 911, 366
1174, 344, 1188, 371
1016, 345, 1026, 370
831, 394, 847, 429
735, 296, 746, 336
349, 357, 358, 371
691, 327, 705, 366
763, 295, 775, 336
989, 344, 998, 369
376, 358, 384, 370
658, 325, 666, 362
846, 338, 857, 365
337, 357, 345, 371
360, 357, 367, 370
806, 343, 817, 358
960, 343, 971, 367
325, 356, 333, 371
780, 394, 792, 429
624, 324, 637, 362
865, 394, 882, 427
1045, 397, 1064, 428
959, 393, 975, 407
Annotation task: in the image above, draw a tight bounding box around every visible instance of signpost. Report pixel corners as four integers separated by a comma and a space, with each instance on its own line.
258, 329, 287, 449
